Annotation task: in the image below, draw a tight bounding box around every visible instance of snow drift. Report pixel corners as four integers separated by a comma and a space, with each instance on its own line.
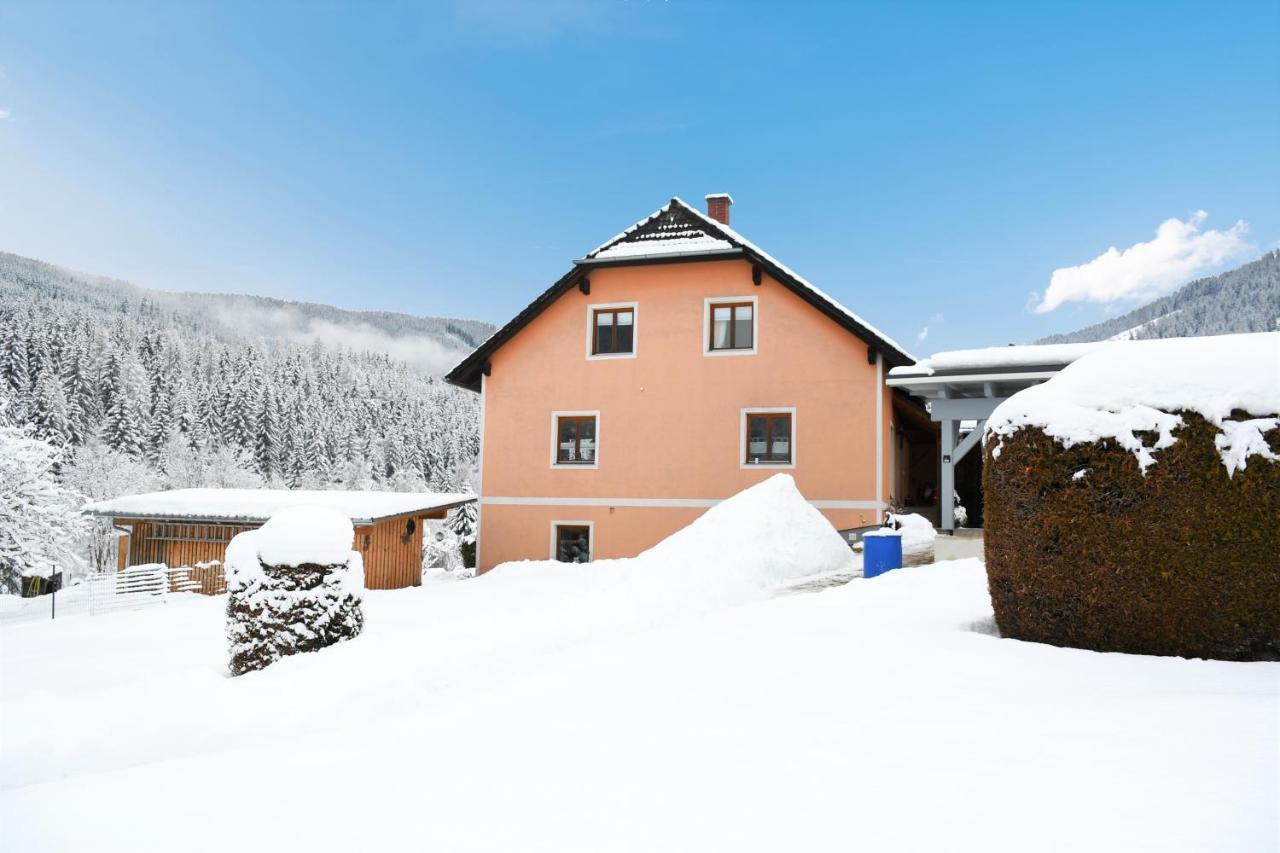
488, 474, 855, 600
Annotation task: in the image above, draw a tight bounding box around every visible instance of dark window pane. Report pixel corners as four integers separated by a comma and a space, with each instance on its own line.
734, 305, 753, 350
770, 415, 791, 461
595, 322, 614, 354
558, 419, 578, 462
615, 311, 633, 352
747, 416, 768, 460
712, 307, 731, 349
578, 418, 596, 462
615, 324, 633, 353
556, 527, 591, 563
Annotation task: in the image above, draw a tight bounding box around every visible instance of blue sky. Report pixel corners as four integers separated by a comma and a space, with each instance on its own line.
1, 0, 1276, 354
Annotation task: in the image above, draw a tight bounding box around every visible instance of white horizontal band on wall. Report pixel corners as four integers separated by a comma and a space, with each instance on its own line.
480, 496, 886, 510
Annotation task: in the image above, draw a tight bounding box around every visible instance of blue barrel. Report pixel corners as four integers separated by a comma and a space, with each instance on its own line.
863, 532, 903, 578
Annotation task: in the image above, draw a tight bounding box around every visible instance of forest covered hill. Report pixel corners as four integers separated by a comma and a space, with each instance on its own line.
0, 251, 491, 536
1036, 250, 1279, 344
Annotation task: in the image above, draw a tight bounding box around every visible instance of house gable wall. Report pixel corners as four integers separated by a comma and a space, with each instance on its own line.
479, 258, 893, 567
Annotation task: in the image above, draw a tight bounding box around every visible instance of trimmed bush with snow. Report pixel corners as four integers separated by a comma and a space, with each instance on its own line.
225, 506, 364, 676
984, 332, 1280, 660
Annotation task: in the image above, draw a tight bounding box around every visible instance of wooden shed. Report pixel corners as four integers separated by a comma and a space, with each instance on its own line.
84, 489, 475, 591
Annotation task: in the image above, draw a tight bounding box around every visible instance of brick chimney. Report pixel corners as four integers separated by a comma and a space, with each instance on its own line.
705, 193, 733, 226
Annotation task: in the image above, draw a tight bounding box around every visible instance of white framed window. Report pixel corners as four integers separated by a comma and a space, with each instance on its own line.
740, 406, 796, 469
586, 301, 638, 360
550, 520, 594, 563
703, 295, 758, 356
550, 410, 600, 469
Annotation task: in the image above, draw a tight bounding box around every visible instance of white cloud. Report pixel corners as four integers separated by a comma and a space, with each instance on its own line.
1032, 211, 1251, 314
915, 313, 943, 344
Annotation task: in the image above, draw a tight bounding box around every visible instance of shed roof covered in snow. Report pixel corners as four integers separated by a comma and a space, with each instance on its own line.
83, 489, 475, 525
445, 196, 915, 392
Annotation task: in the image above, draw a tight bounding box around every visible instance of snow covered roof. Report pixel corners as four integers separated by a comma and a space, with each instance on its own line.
986, 332, 1280, 474
889, 341, 1106, 378
83, 489, 475, 525
446, 197, 914, 391
584, 198, 913, 362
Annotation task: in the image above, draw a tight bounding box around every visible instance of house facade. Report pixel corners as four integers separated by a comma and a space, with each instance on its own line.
447, 196, 936, 571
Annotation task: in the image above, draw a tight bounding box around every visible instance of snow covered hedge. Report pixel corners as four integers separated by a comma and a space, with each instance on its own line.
225, 507, 364, 676
983, 333, 1280, 661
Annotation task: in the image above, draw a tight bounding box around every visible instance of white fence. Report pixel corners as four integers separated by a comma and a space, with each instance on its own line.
87, 564, 223, 616
0, 564, 227, 626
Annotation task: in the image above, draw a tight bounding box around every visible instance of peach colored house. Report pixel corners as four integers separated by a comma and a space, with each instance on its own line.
447, 195, 937, 571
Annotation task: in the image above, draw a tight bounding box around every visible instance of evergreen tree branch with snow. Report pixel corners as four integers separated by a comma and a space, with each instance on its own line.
0, 397, 88, 592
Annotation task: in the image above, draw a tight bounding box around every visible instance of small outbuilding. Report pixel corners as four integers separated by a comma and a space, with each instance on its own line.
84, 489, 475, 591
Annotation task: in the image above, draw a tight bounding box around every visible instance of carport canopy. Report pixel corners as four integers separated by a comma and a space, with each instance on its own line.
886, 341, 1102, 530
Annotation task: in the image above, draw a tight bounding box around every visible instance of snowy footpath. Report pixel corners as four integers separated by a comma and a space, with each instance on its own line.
2, 554, 1275, 852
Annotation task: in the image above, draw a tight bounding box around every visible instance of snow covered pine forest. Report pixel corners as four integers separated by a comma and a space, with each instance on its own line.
0, 252, 487, 585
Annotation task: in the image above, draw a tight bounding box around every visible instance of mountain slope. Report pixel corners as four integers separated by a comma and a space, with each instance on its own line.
0, 251, 488, 559
0, 252, 495, 374
1036, 250, 1279, 344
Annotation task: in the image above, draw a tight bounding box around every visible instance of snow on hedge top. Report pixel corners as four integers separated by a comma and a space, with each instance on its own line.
254, 506, 355, 567
83, 488, 473, 523
889, 341, 1104, 377
987, 332, 1280, 474
225, 507, 363, 592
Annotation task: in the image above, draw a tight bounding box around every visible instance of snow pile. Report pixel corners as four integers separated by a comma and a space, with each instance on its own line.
225, 507, 363, 676
987, 333, 1280, 473
884, 512, 937, 561
490, 474, 855, 601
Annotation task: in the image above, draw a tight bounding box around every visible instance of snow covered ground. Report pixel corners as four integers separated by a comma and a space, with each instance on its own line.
3, 554, 1275, 852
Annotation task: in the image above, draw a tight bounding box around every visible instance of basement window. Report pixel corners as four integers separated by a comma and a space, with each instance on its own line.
553, 524, 592, 563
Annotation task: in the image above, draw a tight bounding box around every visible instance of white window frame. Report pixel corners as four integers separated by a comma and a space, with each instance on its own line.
703, 295, 758, 357
550, 410, 601, 470
549, 520, 594, 562
585, 301, 639, 361
740, 406, 797, 470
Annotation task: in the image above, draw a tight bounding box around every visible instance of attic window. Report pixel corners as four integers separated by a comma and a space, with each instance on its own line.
588, 303, 637, 359
705, 296, 757, 356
